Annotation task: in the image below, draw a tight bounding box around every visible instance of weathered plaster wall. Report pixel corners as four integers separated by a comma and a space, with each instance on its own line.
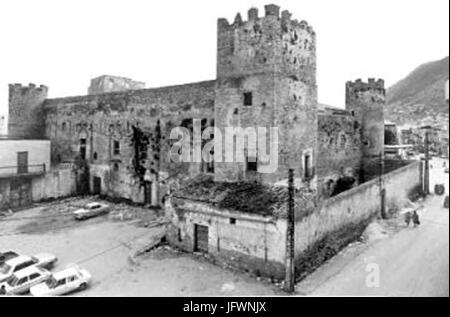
31, 165, 77, 201
383, 161, 422, 210
166, 197, 287, 279
294, 160, 422, 274
0, 179, 10, 210
0, 140, 51, 175
0, 165, 76, 210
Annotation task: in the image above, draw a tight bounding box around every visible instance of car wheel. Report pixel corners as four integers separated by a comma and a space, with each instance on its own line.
79, 283, 88, 290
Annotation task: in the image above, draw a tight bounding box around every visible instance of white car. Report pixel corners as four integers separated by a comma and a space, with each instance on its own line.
0, 254, 57, 283
74, 202, 110, 220
30, 266, 92, 296
0, 266, 51, 295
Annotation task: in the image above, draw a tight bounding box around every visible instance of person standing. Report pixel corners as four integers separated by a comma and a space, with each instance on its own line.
412, 210, 421, 227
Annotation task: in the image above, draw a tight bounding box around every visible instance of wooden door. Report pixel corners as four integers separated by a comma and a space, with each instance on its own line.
194, 224, 209, 253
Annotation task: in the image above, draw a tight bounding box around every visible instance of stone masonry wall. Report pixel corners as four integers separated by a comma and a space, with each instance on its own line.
345, 79, 385, 181
8, 83, 48, 139
43, 81, 216, 205
88, 75, 146, 95
317, 112, 362, 198
214, 5, 317, 185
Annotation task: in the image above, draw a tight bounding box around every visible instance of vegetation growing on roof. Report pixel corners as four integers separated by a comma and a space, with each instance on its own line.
173, 175, 316, 218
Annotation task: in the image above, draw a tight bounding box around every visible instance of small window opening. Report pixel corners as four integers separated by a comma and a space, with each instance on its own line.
113, 140, 120, 155
243, 92, 253, 106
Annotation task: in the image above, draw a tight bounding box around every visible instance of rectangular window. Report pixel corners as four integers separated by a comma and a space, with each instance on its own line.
243, 92, 253, 106
304, 153, 314, 179
17, 151, 28, 174
247, 156, 257, 172
113, 140, 120, 155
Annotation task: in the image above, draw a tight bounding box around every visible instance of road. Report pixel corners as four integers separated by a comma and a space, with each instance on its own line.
297, 158, 449, 297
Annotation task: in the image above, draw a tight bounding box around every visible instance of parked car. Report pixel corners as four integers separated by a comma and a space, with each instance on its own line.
0, 254, 57, 283
73, 202, 110, 220
0, 251, 19, 264
30, 266, 92, 296
445, 167, 449, 174
0, 266, 51, 295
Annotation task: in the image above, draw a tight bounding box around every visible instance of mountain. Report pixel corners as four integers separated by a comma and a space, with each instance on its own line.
385, 56, 449, 126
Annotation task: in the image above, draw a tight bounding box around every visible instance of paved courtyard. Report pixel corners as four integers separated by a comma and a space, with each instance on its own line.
0, 197, 280, 296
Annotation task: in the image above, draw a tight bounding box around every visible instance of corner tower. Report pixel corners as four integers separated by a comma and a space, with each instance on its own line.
345, 78, 385, 178
214, 4, 318, 185
8, 83, 48, 138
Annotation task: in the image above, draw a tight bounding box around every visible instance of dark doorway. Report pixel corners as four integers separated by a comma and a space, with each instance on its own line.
144, 181, 152, 205
17, 152, 28, 174
194, 224, 209, 253
93, 177, 101, 195
9, 178, 32, 209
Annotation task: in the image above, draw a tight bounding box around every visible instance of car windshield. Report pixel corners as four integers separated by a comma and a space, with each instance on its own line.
6, 275, 18, 287
0, 263, 11, 275
45, 276, 58, 289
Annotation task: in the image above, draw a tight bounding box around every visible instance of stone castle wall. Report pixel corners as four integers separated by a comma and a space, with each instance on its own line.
214, 5, 318, 185
42, 81, 215, 204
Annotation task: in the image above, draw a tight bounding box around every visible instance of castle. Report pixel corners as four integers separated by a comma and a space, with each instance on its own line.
5, 4, 416, 281
7, 4, 385, 208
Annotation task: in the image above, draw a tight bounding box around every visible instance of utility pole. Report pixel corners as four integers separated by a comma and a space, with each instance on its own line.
424, 129, 430, 195
379, 152, 386, 219
420, 126, 431, 195
285, 169, 295, 293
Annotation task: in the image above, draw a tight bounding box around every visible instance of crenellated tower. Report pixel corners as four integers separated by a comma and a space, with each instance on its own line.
345, 78, 385, 178
214, 4, 318, 185
8, 83, 48, 139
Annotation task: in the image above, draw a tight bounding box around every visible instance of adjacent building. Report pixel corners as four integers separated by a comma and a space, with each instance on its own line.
0, 138, 50, 209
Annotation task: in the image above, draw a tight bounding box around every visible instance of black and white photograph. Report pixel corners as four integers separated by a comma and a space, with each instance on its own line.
0, 0, 448, 301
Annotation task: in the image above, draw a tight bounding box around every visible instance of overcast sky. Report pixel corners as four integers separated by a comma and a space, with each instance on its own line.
0, 0, 448, 118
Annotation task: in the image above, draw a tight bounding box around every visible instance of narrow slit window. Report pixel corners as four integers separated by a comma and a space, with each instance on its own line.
113, 140, 120, 155
243, 92, 253, 106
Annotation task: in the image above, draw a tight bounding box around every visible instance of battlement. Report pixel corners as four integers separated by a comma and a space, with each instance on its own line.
218, 4, 315, 35
346, 78, 385, 94
9, 83, 49, 94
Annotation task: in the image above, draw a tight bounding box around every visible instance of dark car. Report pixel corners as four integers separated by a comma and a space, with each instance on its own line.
0, 251, 19, 264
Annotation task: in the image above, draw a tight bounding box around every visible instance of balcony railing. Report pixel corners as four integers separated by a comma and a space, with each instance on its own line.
0, 164, 46, 179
